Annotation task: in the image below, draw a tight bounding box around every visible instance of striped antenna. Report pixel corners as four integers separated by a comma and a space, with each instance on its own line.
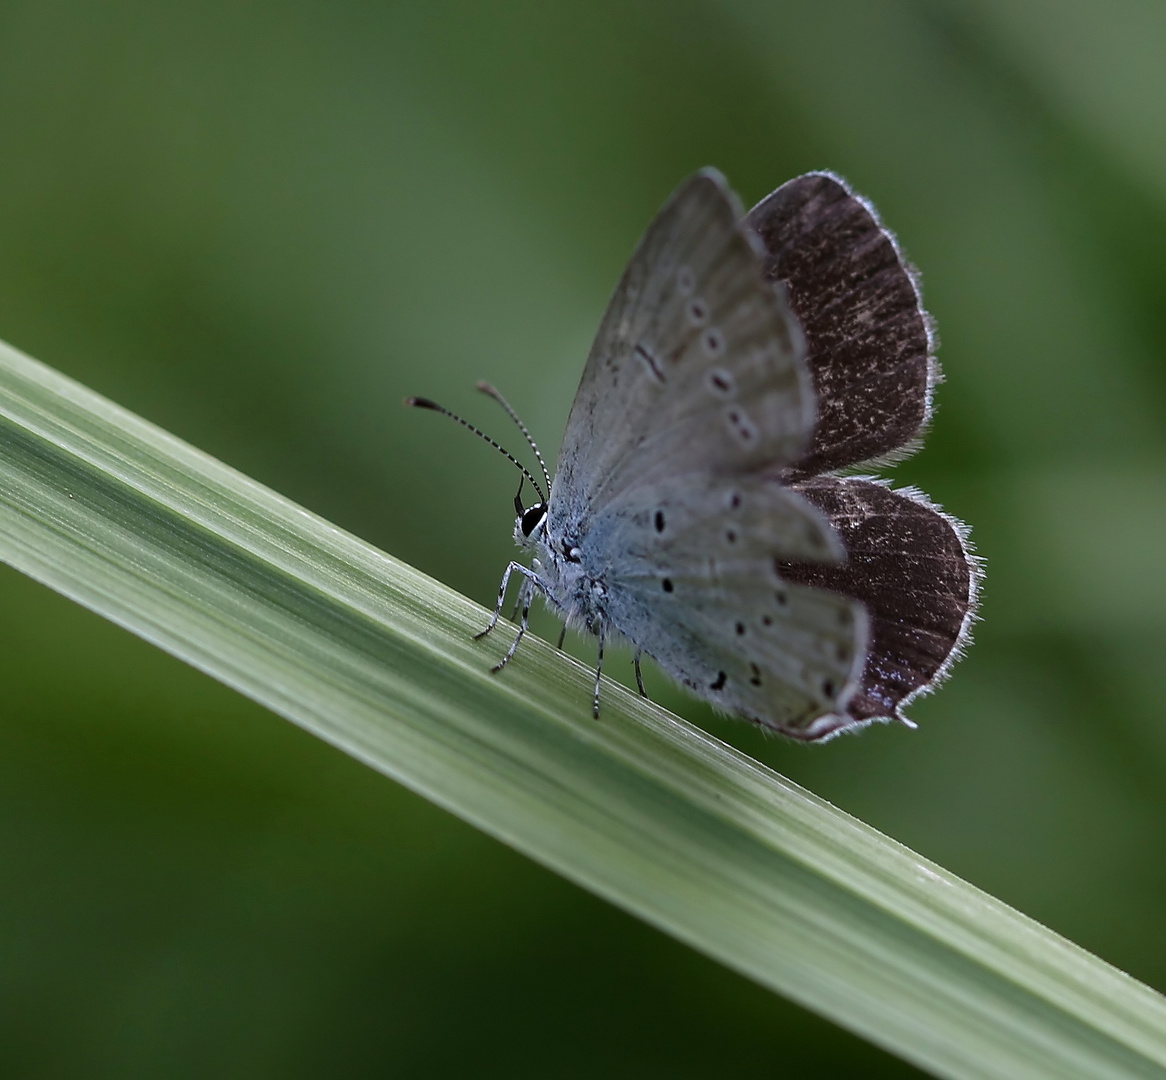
476, 382, 553, 496
405, 396, 546, 503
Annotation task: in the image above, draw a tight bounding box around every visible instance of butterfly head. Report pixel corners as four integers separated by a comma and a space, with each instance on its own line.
514, 487, 549, 547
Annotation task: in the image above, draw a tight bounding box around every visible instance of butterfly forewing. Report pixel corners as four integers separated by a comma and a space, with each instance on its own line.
746, 172, 936, 479
553, 170, 814, 520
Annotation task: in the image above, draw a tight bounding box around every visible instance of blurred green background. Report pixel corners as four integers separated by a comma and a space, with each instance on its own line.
1, 0, 1164, 1075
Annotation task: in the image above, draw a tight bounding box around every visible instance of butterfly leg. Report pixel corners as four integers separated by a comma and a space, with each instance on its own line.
475, 561, 540, 641
556, 624, 567, 650
633, 651, 648, 698
492, 578, 534, 673
593, 625, 606, 719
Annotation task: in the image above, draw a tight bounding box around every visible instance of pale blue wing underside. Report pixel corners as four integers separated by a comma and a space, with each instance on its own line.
589, 474, 868, 734
552, 170, 815, 521
543, 170, 870, 733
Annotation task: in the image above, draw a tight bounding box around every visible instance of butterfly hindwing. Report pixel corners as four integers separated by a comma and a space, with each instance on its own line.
593, 474, 868, 738
593, 472, 846, 572
553, 170, 814, 521
746, 172, 936, 479
775, 476, 980, 725
613, 566, 868, 739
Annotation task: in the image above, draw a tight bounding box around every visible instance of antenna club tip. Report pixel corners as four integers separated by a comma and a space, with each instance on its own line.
476, 381, 497, 395
405, 396, 438, 410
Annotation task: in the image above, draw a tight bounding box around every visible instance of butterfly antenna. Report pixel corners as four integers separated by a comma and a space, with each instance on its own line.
476, 382, 553, 496
405, 396, 546, 503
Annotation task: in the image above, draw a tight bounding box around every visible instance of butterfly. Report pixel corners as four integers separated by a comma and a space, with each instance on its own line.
409, 169, 980, 741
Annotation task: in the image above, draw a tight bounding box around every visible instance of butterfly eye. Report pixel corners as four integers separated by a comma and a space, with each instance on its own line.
520, 504, 547, 537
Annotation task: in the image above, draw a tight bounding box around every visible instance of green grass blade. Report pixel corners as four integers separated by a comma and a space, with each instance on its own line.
0, 336, 1163, 1079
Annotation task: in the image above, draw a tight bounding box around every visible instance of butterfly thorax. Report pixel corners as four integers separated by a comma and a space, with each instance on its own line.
515, 505, 612, 637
